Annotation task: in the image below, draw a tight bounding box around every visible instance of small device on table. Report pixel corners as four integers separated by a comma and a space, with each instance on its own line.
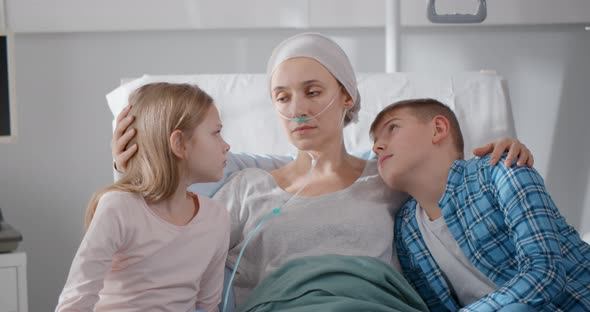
0, 208, 22, 253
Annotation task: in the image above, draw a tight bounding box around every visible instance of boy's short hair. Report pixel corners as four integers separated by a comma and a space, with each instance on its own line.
370, 98, 465, 159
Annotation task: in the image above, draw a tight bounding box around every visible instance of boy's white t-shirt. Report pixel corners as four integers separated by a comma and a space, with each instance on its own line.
416, 204, 497, 307
56, 191, 230, 312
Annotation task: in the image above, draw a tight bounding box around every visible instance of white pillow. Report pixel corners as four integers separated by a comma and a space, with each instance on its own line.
107, 71, 516, 195
107, 71, 515, 159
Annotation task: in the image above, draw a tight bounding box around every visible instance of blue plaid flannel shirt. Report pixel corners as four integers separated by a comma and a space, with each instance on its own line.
395, 154, 590, 312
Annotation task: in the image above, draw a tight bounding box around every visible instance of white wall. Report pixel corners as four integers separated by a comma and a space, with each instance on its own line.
6, 0, 590, 31
0, 25, 588, 310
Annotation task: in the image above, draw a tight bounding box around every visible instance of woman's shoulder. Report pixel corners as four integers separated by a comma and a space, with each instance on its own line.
362, 159, 379, 175
213, 167, 277, 200
354, 159, 409, 203
233, 167, 272, 178
354, 159, 381, 182
222, 167, 275, 189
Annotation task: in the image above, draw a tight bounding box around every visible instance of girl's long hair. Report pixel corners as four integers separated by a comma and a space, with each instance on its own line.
85, 82, 213, 229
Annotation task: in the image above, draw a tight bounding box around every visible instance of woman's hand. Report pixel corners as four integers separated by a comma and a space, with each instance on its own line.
473, 137, 534, 168
111, 105, 138, 173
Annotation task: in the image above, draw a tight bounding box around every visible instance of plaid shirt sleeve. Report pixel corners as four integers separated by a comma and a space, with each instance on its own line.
461, 158, 567, 312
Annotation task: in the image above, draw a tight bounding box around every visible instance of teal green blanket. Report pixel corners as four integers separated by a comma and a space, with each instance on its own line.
238, 255, 429, 312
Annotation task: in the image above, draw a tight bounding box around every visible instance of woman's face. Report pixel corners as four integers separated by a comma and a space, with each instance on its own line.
270, 57, 352, 151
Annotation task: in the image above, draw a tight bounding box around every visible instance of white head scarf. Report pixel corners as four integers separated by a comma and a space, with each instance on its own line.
266, 32, 361, 125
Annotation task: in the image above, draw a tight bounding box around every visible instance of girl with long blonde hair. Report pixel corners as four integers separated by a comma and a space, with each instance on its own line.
57, 82, 231, 312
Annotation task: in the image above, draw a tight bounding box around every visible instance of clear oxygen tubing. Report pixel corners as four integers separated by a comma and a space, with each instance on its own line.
221, 152, 317, 312
276, 87, 342, 124
221, 103, 348, 312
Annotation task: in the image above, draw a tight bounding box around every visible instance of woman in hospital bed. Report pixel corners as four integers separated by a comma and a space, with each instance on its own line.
113, 33, 533, 311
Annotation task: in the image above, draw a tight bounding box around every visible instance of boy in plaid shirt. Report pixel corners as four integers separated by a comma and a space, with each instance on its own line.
371, 98, 590, 312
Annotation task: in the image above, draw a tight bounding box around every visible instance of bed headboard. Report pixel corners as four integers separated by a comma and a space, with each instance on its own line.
106, 72, 516, 158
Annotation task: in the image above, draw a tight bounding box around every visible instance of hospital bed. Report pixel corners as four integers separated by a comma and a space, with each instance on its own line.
107, 71, 516, 311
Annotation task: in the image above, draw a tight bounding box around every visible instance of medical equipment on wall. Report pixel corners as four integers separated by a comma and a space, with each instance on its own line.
427, 0, 487, 24
385, 0, 488, 72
